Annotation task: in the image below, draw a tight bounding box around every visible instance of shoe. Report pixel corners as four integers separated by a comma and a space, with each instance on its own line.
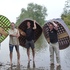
50, 63, 54, 65
50, 63, 54, 70
56, 63, 60, 67
56, 64, 61, 70
0, 63, 2, 66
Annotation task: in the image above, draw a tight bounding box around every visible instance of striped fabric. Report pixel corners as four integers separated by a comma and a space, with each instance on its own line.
0, 15, 10, 43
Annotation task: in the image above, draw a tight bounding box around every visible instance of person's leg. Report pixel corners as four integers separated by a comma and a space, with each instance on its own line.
26, 41, 30, 62
27, 48, 30, 62
15, 45, 20, 64
32, 48, 35, 61
30, 40, 35, 61
49, 43, 54, 64
9, 44, 14, 65
27, 60, 30, 68
33, 60, 35, 68
10, 52, 12, 65
54, 42, 60, 66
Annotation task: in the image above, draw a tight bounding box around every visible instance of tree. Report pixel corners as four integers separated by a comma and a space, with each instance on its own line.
61, 0, 70, 28
16, 3, 47, 26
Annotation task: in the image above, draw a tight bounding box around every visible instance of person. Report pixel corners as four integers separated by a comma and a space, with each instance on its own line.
48, 22, 61, 67
22, 20, 36, 63
8, 22, 20, 65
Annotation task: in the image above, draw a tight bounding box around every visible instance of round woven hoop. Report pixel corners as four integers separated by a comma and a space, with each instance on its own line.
18, 18, 42, 47
43, 18, 70, 50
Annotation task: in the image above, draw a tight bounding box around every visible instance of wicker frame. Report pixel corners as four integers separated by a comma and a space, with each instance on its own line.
18, 18, 42, 47
43, 18, 70, 50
